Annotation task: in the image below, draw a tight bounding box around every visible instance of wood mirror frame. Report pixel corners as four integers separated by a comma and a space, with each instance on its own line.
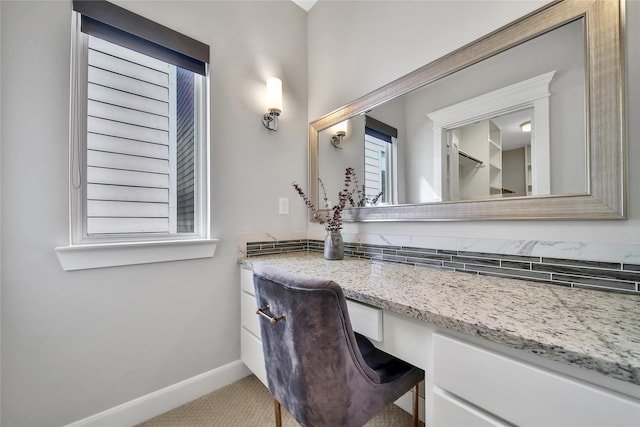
308, 0, 626, 222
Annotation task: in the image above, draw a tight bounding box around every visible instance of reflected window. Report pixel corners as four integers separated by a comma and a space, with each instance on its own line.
364, 116, 397, 205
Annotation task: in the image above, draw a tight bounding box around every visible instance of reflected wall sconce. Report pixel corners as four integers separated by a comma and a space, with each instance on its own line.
520, 120, 532, 132
331, 120, 349, 148
262, 77, 282, 131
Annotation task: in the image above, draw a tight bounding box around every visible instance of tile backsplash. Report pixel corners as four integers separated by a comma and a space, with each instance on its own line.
244, 236, 640, 295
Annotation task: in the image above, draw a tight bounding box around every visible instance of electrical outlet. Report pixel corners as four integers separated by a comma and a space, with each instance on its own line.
279, 197, 289, 215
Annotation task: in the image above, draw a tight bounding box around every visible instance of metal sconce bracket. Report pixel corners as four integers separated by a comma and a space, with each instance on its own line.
263, 110, 280, 131
331, 131, 346, 148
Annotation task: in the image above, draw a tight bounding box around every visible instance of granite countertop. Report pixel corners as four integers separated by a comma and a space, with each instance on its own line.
241, 252, 640, 386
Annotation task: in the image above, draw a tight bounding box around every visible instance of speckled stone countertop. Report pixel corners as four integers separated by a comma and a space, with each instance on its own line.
241, 252, 640, 386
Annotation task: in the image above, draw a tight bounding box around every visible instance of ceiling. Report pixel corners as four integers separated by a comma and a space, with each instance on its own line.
491, 108, 533, 151
292, 0, 318, 12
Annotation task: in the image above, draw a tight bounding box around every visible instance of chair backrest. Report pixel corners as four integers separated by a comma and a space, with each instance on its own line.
252, 264, 382, 426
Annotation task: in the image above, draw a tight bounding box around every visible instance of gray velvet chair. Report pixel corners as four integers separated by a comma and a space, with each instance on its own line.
253, 264, 424, 427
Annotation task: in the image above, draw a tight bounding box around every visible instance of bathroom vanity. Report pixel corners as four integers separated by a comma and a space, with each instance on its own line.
240, 253, 640, 426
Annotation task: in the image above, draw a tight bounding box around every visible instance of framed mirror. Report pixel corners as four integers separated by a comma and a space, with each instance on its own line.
309, 0, 626, 221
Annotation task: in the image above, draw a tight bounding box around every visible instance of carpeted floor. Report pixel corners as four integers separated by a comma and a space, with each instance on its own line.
136, 374, 420, 426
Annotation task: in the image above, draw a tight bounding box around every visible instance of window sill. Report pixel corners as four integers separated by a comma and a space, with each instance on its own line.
55, 239, 219, 271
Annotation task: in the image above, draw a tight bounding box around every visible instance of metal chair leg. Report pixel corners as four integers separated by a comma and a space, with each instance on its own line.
274, 398, 282, 427
413, 383, 420, 427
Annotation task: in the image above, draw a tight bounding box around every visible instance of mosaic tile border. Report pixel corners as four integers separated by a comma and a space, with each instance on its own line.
246, 239, 640, 295
246, 240, 309, 256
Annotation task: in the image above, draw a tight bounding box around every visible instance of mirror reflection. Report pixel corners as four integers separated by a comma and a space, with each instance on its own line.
449, 109, 533, 201
318, 18, 586, 206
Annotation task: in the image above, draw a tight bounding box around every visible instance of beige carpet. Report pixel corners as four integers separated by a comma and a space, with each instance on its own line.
137, 374, 420, 426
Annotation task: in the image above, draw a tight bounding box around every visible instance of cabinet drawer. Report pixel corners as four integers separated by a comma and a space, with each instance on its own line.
241, 291, 261, 338
241, 329, 267, 387
433, 334, 640, 426
240, 267, 255, 295
346, 299, 383, 342
433, 387, 507, 427
376, 310, 428, 370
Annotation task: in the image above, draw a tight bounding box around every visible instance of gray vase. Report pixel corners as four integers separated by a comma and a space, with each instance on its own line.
324, 231, 344, 260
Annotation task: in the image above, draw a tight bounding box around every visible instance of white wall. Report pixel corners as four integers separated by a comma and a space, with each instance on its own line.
308, 0, 640, 247
0, 1, 308, 425
503, 148, 527, 196
0, 2, 3, 421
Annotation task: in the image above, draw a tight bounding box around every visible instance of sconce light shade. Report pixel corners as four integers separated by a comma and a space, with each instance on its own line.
331, 120, 348, 148
263, 77, 282, 131
520, 120, 532, 132
334, 120, 348, 135
266, 77, 282, 113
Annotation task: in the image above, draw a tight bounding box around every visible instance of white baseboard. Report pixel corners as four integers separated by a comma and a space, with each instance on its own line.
66, 360, 251, 427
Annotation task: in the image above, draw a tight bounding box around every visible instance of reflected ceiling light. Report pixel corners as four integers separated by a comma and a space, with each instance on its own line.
331, 120, 348, 148
262, 77, 282, 131
520, 120, 532, 132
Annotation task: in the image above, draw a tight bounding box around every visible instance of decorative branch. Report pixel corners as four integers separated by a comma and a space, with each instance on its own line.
293, 167, 383, 231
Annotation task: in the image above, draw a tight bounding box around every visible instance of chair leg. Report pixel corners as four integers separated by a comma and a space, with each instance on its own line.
413, 383, 420, 427
274, 398, 282, 427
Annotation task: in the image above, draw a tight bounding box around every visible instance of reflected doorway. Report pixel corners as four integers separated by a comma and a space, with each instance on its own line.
447, 109, 533, 201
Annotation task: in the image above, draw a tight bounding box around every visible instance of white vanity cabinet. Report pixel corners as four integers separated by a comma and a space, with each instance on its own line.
240, 264, 640, 426
433, 334, 640, 427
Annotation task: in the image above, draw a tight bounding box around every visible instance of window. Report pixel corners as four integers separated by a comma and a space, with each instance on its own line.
58, 1, 215, 270
364, 117, 398, 205
70, 0, 209, 243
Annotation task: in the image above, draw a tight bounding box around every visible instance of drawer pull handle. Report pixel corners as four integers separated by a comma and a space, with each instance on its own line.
256, 305, 286, 325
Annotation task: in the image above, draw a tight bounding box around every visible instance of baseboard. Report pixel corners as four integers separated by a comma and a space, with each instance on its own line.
66, 360, 251, 427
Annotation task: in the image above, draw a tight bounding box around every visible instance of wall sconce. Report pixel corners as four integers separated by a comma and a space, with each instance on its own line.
520, 120, 532, 132
331, 120, 349, 148
262, 77, 282, 131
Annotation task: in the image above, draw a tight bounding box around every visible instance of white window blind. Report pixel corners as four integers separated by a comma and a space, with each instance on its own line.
86, 37, 176, 235
364, 134, 388, 201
